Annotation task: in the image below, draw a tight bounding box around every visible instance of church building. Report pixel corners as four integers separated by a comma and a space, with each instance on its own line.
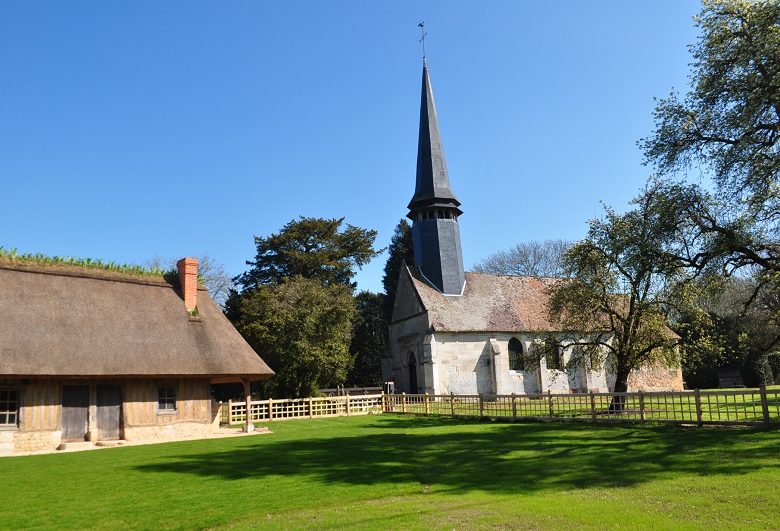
383, 61, 683, 395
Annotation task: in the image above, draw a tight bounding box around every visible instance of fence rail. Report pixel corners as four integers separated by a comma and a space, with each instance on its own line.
218, 388, 779, 428
219, 393, 384, 425
382, 387, 780, 427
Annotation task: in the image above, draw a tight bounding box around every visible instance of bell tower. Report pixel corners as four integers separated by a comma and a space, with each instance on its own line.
407, 60, 465, 295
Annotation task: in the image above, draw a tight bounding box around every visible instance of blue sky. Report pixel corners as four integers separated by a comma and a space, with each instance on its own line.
0, 1, 701, 293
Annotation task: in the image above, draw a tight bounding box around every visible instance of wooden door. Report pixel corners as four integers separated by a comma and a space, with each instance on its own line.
62, 385, 89, 441
96, 385, 122, 440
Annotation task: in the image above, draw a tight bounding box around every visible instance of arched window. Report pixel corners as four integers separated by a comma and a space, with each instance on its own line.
508, 338, 524, 371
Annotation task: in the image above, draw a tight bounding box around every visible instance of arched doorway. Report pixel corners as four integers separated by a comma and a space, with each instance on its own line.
408, 352, 418, 394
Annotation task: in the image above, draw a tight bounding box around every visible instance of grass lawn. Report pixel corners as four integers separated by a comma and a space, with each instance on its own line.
1, 415, 779, 530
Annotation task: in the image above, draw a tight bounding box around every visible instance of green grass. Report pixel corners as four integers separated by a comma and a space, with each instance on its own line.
1, 415, 779, 529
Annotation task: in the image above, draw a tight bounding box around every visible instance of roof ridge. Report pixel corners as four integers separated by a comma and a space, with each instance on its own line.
465, 271, 563, 281
0, 260, 179, 288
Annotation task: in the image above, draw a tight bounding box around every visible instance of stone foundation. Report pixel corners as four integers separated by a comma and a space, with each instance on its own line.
123, 421, 212, 444
1, 422, 214, 456
0, 430, 63, 455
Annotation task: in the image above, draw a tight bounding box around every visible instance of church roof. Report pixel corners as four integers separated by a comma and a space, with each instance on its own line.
408, 266, 564, 332
0, 259, 274, 381
408, 61, 461, 212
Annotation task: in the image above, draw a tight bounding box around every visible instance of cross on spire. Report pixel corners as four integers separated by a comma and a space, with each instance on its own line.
418, 22, 427, 60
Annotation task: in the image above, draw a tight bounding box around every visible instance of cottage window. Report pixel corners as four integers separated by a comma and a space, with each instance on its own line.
158, 386, 176, 412
0, 389, 19, 427
508, 338, 524, 371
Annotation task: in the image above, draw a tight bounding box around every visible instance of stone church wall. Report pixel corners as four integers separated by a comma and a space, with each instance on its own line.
433, 333, 614, 395
385, 311, 431, 394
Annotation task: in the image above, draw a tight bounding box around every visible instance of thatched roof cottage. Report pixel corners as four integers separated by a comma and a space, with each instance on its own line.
0, 257, 272, 454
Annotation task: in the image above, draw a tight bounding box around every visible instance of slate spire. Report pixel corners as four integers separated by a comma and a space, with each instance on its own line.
408, 60, 462, 213
407, 60, 465, 295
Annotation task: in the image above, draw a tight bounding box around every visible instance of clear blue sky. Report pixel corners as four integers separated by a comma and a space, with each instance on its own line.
0, 1, 701, 293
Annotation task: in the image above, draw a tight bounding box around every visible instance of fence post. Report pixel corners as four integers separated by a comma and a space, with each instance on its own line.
228, 399, 233, 424
381, 392, 386, 413
450, 392, 455, 417
590, 391, 596, 422
639, 392, 645, 423
268, 397, 273, 422
548, 390, 554, 419
760, 385, 771, 427
345, 394, 350, 417
424, 393, 430, 415
308, 396, 313, 418
694, 389, 703, 427
511, 393, 517, 419
479, 393, 484, 418
401, 392, 406, 414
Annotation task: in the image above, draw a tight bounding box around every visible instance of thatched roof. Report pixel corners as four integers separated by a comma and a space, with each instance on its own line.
407, 266, 563, 333
0, 260, 273, 381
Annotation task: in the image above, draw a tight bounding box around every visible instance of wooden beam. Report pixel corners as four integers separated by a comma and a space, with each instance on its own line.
242, 379, 254, 433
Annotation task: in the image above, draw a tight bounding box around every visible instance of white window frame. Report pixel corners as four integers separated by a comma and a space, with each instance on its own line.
0, 388, 19, 428
157, 386, 177, 413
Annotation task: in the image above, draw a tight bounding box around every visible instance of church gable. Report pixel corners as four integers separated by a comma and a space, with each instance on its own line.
391, 264, 427, 323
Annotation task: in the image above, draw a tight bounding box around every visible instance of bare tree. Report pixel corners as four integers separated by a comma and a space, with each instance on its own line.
473, 239, 571, 277
145, 254, 234, 307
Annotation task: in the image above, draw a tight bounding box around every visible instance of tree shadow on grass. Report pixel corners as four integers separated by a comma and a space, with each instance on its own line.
133, 415, 780, 494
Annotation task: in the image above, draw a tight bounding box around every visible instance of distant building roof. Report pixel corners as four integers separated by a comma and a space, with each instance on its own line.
407, 266, 563, 332
0, 259, 273, 381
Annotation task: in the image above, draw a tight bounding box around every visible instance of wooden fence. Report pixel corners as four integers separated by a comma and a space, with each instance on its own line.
382, 387, 780, 427
219, 393, 383, 425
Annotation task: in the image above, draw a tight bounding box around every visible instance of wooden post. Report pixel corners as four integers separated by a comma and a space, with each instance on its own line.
479, 393, 484, 418
424, 393, 430, 415
590, 391, 596, 422
450, 392, 456, 417
268, 397, 273, 422
242, 379, 254, 433
228, 399, 233, 425
639, 392, 645, 423
694, 389, 703, 427
345, 394, 350, 416
760, 385, 771, 427
401, 392, 406, 414
511, 393, 517, 419
308, 396, 313, 418
548, 390, 554, 419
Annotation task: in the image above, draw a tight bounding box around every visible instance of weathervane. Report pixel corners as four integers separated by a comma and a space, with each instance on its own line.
418, 21, 427, 59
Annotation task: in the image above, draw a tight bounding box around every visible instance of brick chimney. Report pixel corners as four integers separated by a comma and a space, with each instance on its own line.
176, 257, 199, 312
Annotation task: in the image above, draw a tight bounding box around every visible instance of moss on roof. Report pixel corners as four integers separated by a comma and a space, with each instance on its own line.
0, 247, 167, 278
